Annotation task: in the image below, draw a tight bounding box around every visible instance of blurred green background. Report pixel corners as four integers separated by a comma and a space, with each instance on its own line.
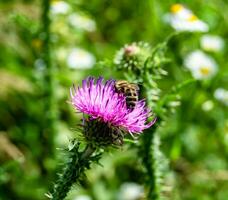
0, 0, 227, 200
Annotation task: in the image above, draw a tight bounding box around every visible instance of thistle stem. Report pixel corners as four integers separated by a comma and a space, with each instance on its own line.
81, 145, 96, 159
140, 67, 162, 199
50, 144, 96, 200
39, 0, 57, 174
142, 122, 159, 199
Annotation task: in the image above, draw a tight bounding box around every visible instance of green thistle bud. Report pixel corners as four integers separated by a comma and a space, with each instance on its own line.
114, 42, 151, 72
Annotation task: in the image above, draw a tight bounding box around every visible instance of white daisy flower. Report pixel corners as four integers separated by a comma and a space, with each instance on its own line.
50, 0, 70, 15
214, 88, 228, 106
68, 13, 96, 32
73, 195, 91, 200
167, 4, 209, 32
184, 50, 218, 80
200, 35, 225, 52
170, 4, 192, 20
67, 48, 95, 69
118, 182, 144, 200
202, 100, 214, 111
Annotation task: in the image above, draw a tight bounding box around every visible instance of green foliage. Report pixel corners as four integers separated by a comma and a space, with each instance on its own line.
0, 0, 227, 200
48, 142, 101, 200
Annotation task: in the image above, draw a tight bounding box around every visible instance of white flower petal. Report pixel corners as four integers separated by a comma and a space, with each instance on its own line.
118, 182, 144, 200
50, 1, 70, 15
214, 88, 228, 106
68, 13, 96, 32
73, 195, 91, 200
200, 35, 225, 52
184, 50, 218, 80
167, 4, 209, 32
67, 48, 95, 69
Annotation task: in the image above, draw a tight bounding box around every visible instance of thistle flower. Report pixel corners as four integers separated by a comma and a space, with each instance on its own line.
67, 48, 96, 69
200, 35, 225, 52
70, 77, 155, 146
184, 50, 218, 80
166, 4, 209, 32
114, 42, 151, 72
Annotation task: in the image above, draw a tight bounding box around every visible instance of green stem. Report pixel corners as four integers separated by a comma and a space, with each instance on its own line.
141, 65, 163, 199
141, 121, 160, 199
50, 145, 96, 200
40, 0, 57, 165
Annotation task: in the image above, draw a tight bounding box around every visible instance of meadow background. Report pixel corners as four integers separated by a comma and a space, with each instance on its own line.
0, 0, 227, 200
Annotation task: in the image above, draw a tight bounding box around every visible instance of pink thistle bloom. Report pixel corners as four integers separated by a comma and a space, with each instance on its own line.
70, 77, 155, 134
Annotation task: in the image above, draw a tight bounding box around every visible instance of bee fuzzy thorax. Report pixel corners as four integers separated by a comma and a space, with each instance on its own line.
115, 80, 139, 109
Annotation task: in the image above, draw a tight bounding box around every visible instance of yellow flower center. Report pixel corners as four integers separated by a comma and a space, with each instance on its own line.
51, 0, 60, 4
31, 39, 42, 49
170, 4, 184, 13
187, 14, 198, 22
200, 67, 210, 75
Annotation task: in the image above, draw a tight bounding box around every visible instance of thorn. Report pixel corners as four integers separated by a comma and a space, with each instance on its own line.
45, 192, 53, 199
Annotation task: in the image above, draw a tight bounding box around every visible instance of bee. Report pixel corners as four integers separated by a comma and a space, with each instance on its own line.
115, 80, 139, 109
